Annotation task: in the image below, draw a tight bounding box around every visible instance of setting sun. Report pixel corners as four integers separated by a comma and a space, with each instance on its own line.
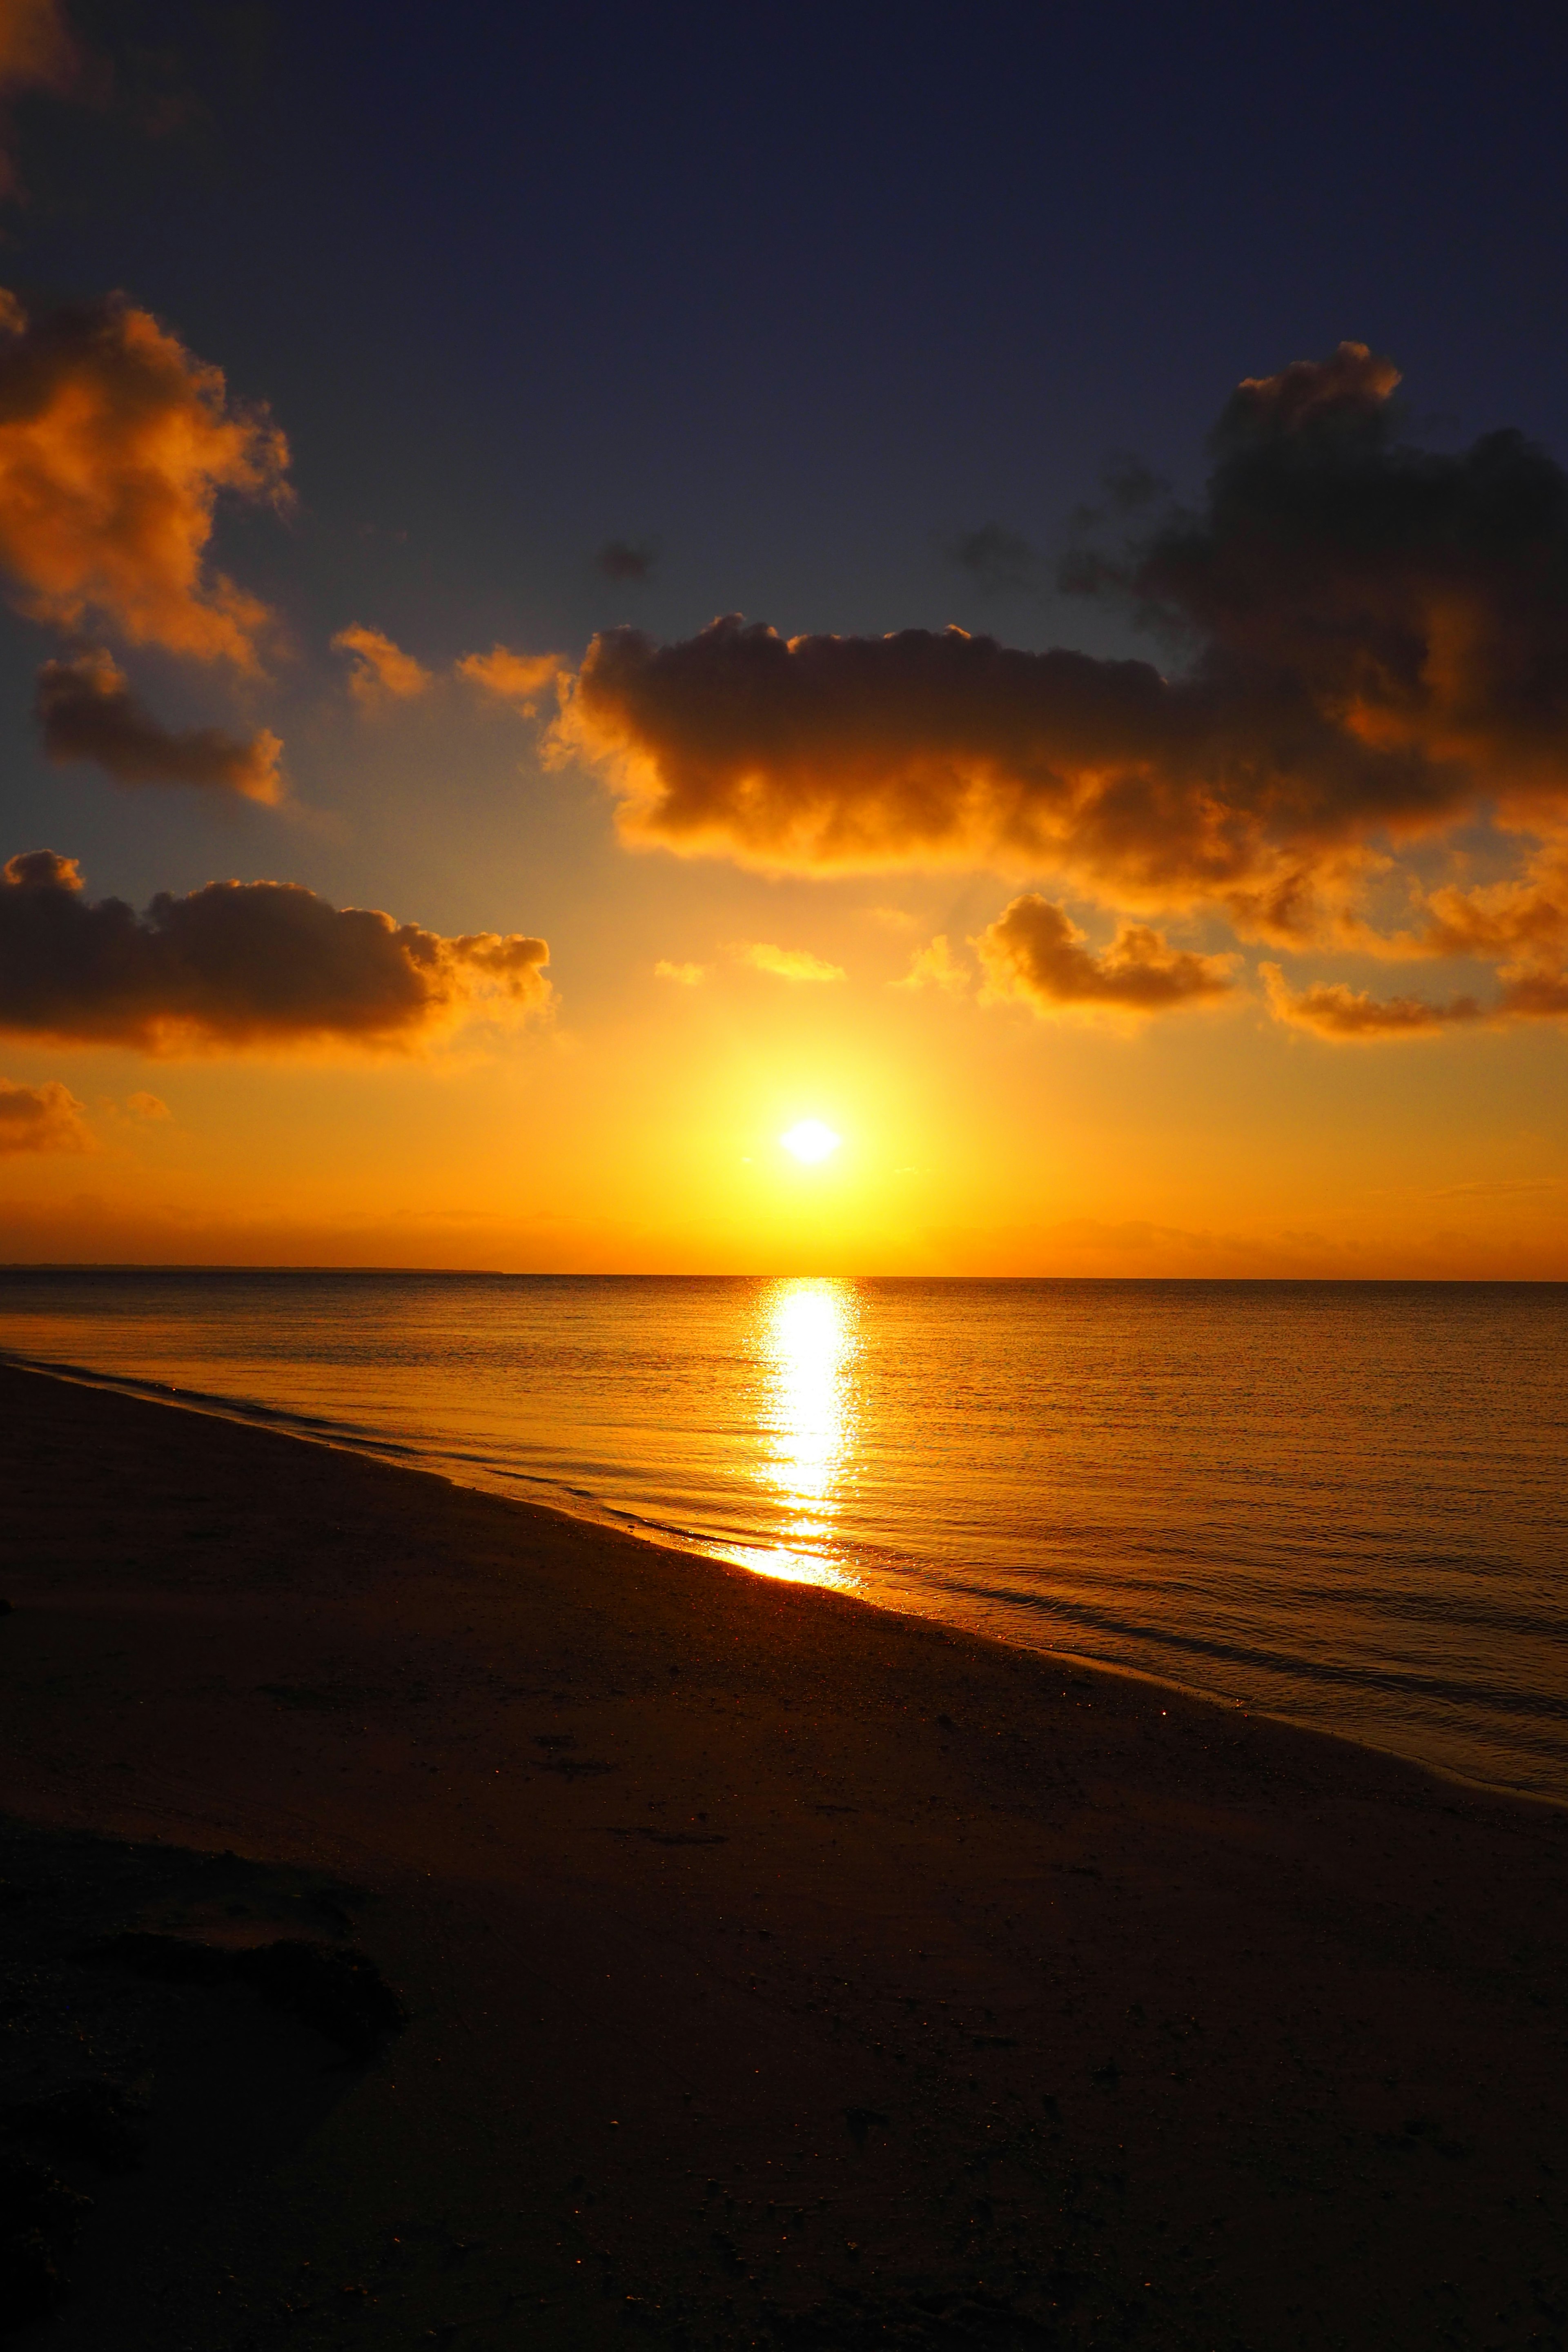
780, 1119, 842, 1165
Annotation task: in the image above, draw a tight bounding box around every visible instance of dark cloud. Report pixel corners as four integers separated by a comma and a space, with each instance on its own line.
0, 284, 288, 666
1061, 455, 1170, 550
34, 648, 282, 798
557, 346, 1568, 970
942, 523, 1038, 597
1099, 455, 1167, 512
977, 894, 1236, 1015
597, 538, 657, 582
0, 850, 550, 1051
0, 1071, 88, 1151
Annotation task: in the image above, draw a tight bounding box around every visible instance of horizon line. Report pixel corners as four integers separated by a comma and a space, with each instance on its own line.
0, 1263, 1564, 1286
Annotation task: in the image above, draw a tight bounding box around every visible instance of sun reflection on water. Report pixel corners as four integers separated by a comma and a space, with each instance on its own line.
724, 1277, 861, 1588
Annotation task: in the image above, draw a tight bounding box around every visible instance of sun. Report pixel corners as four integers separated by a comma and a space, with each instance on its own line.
780, 1119, 842, 1165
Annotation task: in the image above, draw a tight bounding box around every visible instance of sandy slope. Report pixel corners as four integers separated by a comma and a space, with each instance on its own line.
1, 1361, 1565, 2351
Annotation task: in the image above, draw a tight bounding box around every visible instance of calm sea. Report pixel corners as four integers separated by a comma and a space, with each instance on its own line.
1, 1271, 1564, 1805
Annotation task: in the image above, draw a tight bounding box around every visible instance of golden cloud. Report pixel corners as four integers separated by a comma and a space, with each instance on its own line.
457, 644, 566, 713
0, 850, 550, 1052
654, 959, 708, 984
0, 286, 288, 666
332, 623, 432, 707
35, 648, 283, 799
0, 1070, 88, 1151
976, 894, 1236, 1015
735, 942, 846, 982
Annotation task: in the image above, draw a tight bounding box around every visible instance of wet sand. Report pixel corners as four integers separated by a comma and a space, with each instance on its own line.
1, 1359, 1565, 2351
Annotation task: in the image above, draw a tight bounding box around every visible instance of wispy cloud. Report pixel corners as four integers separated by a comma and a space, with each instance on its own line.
733, 941, 845, 983
456, 644, 566, 713
332, 624, 432, 708
939, 521, 1039, 597
894, 935, 969, 993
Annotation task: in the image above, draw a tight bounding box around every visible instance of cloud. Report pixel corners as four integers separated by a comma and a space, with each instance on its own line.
332, 624, 431, 707
597, 538, 656, 582
0, 849, 550, 1052
977, 894, 1236, 1016
1261, 963, 1482, 1038
942, 523, 1038, 597
894, 934, 969, 992
1416, 842, 1568, 967
1495, 969, 1568, 1019
125, 1089, 167, 1117
0, 285, 288, 666
34, 648, 283, 799
0, 0, 88, 196
554, 345, 1568, 961
0, 0, 78, 92
456, 643, 566, 713
734, 941, 846, 983
0, 0, 79, 92
0, 1071, 88, 1151
654, 959, 708, 984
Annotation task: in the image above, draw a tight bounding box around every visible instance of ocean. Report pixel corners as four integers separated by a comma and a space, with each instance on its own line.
1, 1270, 1564, 1805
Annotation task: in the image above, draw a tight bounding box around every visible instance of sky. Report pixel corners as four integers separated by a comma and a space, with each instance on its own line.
2, 0, 1568, 1273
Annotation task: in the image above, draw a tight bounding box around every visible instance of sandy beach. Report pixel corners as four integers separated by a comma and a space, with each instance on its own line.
1, 1359, 1565, 2351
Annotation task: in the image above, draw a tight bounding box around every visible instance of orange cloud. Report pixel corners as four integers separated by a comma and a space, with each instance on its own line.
0, 0, 86, 196
735, 942, 846, 982
0, 849, 550, 1052
0, 1070, 88, 1151
976, 894, 1236, 1015
1261, 964, 1483, 1038
654, 959, 708, 984
0, 0, 78, 93
0, 286, 288, 666
35, 648, 283, 799
332, 623, 432, 707
1418, 844, 1568, 967
457, 644, 565, 713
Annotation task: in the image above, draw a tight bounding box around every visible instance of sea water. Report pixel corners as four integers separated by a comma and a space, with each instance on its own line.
1, 1270, 1564, 1804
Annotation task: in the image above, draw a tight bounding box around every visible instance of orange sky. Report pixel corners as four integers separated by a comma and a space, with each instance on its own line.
0, 11, 1566, 1275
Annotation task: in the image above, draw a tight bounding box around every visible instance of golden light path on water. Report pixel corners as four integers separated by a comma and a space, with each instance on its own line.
721, 1277, 863, 1589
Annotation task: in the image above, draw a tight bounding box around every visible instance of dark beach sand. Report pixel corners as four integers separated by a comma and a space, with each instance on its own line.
1, 1361, 1565, 2352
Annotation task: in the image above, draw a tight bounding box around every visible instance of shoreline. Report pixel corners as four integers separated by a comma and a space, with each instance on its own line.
4, 1348, 1559, 1822
2, 1359, 1566, 2349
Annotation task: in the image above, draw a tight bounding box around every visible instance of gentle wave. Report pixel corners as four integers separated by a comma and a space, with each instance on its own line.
1, 1270, 1564, 1804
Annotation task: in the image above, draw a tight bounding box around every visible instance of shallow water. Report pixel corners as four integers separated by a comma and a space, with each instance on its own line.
1, 1270, 1564, 1803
